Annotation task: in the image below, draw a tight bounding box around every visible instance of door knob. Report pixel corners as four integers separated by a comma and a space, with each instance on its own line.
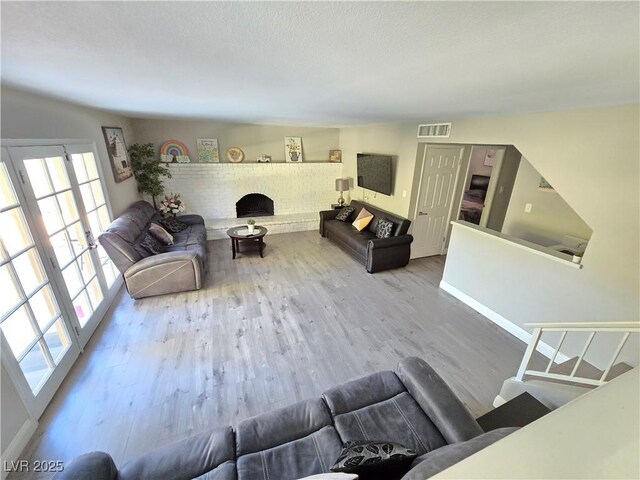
418, 212, 428, 216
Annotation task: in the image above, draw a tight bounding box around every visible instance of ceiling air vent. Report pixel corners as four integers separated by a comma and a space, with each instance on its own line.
417, 123, 451, 138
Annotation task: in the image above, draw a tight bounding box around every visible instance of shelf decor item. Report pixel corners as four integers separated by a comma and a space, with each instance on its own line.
329, 149, 342, 163
335, 178, 349, 206
102, 126, 133, 183
247, 218, 256, 234
196, 138, 220, 163
160, 140, 190, 163
226, 147, 245, 163
285, 137, 302, 162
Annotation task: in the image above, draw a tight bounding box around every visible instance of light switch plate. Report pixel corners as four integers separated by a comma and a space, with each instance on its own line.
525, 203, 533, 213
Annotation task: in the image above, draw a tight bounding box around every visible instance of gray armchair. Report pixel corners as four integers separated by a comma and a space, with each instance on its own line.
98, 201, 207, 299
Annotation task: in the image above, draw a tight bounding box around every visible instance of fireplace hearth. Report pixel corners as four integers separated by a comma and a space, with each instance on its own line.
236, 193, 274, 218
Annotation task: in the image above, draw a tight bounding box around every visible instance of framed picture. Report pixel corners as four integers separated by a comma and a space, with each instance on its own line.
329, 149, 342, 163
483, 149, 496, 166
285, 137, 302, 162
197, 138, 220, 163
102, 127, 132, 183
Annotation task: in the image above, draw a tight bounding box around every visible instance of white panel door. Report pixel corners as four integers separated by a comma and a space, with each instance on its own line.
412, 145, 463, 258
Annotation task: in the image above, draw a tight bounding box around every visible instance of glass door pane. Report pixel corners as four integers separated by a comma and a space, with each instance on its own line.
0, 158, 74, 394
20, 154, 107, 328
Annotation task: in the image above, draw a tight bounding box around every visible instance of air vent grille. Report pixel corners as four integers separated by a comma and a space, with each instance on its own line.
417, 123, 451, 138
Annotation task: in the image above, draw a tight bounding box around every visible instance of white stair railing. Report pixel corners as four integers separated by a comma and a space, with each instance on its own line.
515, 322, 639, 387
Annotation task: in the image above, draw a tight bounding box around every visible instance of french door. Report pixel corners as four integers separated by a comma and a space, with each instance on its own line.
1, 143, 120, 416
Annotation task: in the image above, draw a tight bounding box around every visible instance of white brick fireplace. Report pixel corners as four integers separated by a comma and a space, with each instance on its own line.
163, 163, 343, 238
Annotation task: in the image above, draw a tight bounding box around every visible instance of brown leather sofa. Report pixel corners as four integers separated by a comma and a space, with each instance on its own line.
98, 201, 206, 299
320, 200, 413, 273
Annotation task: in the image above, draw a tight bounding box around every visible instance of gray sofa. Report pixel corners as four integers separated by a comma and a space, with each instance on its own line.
98, 200, 207, 299
56, 357, 516, 480
320, 201, 413, 273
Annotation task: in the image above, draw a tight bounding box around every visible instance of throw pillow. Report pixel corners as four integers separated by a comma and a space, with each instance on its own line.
352, 208, 374, 232
331, 441, 417, 474
160, 217, 188, 233
149, 223, 174, 245
375, 218, 394, 239
139, 233, 165, 255
335, 206, 356, 222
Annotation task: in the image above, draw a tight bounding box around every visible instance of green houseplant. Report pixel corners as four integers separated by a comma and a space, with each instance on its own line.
247, 218, 256, 234
128, 143, 172, 207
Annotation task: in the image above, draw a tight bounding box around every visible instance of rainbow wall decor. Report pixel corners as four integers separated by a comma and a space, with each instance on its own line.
160, 140, 190, 162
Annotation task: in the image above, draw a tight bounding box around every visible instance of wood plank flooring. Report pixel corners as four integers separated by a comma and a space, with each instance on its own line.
12, 230, 531, 478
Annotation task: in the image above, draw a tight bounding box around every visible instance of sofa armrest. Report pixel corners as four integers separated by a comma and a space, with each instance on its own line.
396, 357, 484, 444
401, 427, 518, 479
119, 427, 235, 480
319, 209, 341, 236
124, 251, 202, 299
53, 452, 117, 480
177, 214, 205, 226
367, 234, 413, 249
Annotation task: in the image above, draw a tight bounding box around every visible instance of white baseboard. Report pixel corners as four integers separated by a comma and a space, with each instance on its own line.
439, 280, 570, 363
1, 418, 38, 480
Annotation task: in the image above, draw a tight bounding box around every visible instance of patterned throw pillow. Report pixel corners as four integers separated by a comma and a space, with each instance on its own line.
335, 206, 356, 222
376, 218, 395, 239
160, 217, 188, 233
331, 440, 417, 473
352, 208, 374, 231
139, 233, 165, 255
149, 223, 174, 245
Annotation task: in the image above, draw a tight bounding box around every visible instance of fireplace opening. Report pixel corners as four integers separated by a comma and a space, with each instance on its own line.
236, 193, 274, 218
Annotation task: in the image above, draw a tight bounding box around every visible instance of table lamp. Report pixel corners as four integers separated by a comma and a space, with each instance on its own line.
335, 178, 350, 206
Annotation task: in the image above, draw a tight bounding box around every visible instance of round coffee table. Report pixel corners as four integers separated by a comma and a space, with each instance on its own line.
227, 226, 267, 259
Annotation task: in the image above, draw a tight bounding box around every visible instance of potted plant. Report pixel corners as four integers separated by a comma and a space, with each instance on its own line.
572, 251, 583, 264
158, 193, 186, 218
247, 218, 256, 234
128, 143, 172, 207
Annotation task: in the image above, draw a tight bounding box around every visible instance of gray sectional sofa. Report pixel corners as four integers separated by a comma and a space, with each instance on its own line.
56, 357, 516, 480
320, 201, 413, 273
98, 200, 207, 299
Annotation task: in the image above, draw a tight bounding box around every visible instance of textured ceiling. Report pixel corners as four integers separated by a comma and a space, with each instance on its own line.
1, 2, 638, 126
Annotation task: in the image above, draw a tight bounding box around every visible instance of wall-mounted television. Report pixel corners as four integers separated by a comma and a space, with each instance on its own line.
357, 153, 392, 196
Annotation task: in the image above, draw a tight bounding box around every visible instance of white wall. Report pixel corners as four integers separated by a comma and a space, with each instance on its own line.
0, 86, 140, 216
130, 118, 339, 163
435, 368, 640, 479
340, 105, 639, 367
1, 364, 29, 454
502, 157, 593, 246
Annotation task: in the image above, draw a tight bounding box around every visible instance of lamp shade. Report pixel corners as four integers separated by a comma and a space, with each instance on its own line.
335, 178, 350, 192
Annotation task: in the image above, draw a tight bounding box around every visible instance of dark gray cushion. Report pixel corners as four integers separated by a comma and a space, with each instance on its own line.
139, 232, 165, 255
192, 461, 237, 480
401, 428, 518, 480
324, 220, 375, 257
331, 440, 417, 473
53, 452, 117, 480
236, 425, 342, 480
161, 217, 188, 233
118, 427, 235, 480
335, 206, 356, 221
323, 372, 447, 456
173, 224, 207, 246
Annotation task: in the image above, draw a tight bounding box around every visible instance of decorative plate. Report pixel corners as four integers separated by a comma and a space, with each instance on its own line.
226, 147, 244, 163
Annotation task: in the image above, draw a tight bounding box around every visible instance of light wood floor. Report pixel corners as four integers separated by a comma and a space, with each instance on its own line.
13, 230, 530, 478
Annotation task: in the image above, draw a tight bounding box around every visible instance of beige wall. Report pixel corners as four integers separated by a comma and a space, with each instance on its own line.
0, 86, 140, 216
340, 105, 639, 367
502, 157, 593, 246
130, 118, 339, 164
1, 364, 29, 455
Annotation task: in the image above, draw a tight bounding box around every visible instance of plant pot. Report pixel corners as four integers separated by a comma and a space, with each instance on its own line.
247, 224, 255, 234
572, 255, 582, 264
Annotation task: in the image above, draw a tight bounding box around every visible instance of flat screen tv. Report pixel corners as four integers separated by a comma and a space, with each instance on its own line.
357, 153, 392, 196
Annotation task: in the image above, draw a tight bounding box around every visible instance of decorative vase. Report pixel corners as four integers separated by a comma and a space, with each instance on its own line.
247, 224, 255, 234
572, 254, 582, 264
290, 151, 299, 162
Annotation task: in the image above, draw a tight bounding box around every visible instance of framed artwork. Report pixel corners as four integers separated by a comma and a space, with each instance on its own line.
197, 138, 220, 163
285, 137, 302, 162
483, 149, 496, 166
160, 140, 190, 163
101, 127, 133, 183
329, 149, 342, 163
539, 177, 555, 191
